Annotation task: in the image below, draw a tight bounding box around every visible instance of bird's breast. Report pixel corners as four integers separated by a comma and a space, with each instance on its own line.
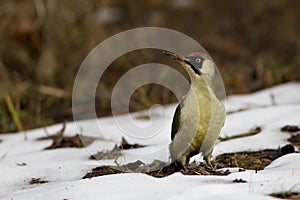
175, 82, 225, 154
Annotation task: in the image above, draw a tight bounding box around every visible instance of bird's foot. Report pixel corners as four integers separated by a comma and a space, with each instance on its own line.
170, 161, 185, 172
206, 161, 216, 171
204, 155, 216, 171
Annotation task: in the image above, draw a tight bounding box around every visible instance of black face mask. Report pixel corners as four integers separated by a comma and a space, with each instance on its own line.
184, 56, 205, 75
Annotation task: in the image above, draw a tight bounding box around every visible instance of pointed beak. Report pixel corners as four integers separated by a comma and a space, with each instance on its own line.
162, 51, 189, 64
163, 51, 201, 75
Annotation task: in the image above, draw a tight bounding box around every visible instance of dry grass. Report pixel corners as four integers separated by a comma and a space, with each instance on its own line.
0, 0, 299, 133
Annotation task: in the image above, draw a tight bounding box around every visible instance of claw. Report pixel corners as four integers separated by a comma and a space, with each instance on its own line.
204, 154, 216, 171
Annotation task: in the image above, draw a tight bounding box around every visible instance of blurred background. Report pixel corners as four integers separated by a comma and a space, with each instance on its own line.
0, 0, 299, 133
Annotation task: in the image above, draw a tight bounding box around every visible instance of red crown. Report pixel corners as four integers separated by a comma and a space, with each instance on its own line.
186, 52, 210, 58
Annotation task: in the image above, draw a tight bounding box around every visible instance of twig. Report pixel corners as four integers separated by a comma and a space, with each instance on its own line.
43, 127, 50, 136
270, 92, 277, 106
33, 0, 46, 27
37, 85, 69, 98
57, 120, 66, 136
4, 93, 27, 140
1, 143, 16, 159
43, 120, 66, 137
220, 126, 261, 142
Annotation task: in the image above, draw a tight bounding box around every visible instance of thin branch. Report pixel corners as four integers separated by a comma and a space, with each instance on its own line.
220, 126, 261, 142
4, 93, 27, 140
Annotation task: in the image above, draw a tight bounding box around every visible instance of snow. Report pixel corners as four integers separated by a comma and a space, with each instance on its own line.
224, 82, 300, 113
1, 82, 300, 200
215, 105, 300, 154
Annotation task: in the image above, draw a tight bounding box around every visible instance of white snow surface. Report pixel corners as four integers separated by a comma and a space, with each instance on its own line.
1, 82, 300, 200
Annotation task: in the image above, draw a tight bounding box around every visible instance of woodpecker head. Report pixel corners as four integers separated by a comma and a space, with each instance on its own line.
163, 51, 216, 79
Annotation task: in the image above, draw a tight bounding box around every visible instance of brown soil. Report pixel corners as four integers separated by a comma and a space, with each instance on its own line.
83, 144, 296, 179
281, 125, 300, 133
29, 178, 49, 185
83, 160, 230, 179
288, 134, 300, 147
280, 124, 300, 148
232, 178, 247, 183
271, 192, 300, 199
215, 144, 295, 170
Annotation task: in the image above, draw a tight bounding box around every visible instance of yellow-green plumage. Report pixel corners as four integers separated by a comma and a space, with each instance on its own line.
164, 51, 226, 168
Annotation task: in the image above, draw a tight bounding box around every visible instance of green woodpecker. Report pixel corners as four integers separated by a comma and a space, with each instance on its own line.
163, 51, 226, 169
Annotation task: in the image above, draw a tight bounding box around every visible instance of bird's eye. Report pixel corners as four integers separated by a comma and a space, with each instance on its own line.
195, 58, 201, 63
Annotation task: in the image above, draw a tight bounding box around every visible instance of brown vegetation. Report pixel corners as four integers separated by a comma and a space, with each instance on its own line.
0, 1, 299, 132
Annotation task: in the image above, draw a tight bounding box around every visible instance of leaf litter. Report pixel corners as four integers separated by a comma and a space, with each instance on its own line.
37, 121, 99, 149
271, 192, 300, 200
280, 124, 300, 148
89, 137, 146, 160
29, 178, 49, 185
36, 123, 299, 179
215, 144, 296, 171
83, 144, 296, 179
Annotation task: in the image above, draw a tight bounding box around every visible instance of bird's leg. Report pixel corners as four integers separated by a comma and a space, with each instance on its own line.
178, 156, 188, 171
171, 155, 189, 172
204, 150, 216, 171
170, 160, 185, 172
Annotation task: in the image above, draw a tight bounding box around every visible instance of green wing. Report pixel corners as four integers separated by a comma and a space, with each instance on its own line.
171, 103, 181, 140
